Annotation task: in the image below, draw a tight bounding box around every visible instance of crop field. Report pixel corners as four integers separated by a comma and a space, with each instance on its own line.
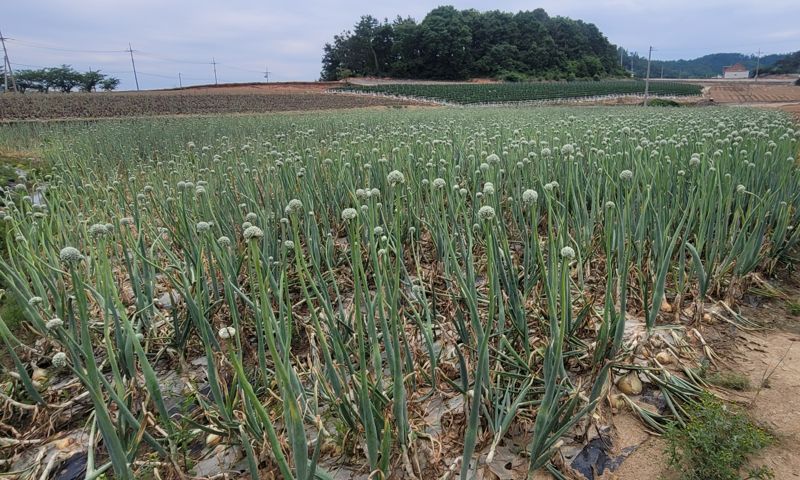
340, 80, 703, 104
706, 82, 800, 104
0, 106, 798, 479
0, 87, 418, 121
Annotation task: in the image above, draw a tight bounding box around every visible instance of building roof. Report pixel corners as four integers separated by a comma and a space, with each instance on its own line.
723, 63, 749, 72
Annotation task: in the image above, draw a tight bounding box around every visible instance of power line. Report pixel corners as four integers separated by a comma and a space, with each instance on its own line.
6, 38, 127, 54
136, 71, 180, 79
135, 51, 213, 65
219, 63, 264, 74
11, 62, 48, 69
5, 36, 273, 88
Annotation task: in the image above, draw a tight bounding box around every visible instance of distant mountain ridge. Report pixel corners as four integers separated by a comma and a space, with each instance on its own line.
620, 51, 790, 78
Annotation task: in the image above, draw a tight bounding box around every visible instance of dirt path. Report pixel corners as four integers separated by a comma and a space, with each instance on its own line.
610, 326, 800, 480
741, 330, 800, 478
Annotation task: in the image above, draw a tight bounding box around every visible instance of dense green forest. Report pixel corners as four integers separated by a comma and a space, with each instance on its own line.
321, 7, 625, 80
762, 51, 800, 75
620, 51, 789, 78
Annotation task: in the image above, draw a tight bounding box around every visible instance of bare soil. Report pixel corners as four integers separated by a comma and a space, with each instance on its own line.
0, 82, 426, 121
695, 80, 800, 116
705, 83, 800, 104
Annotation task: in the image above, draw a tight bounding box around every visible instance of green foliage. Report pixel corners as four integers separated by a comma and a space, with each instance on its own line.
498, 70, 527, 82
343, 80, 701, 104
321, 7, 625, 80
665, 395, 772, 480
14, 65, 120, 93
79, 70, 105, 92
705, 371, 751, 391
46, 65, 82, 92
99, 77, 121, 91
0, 294, 25, 336
15, 69, 48, 93
648, 98, 682, 107
788, 300, 800, 315
0, 193, 26, 345
762, 50, 800, 75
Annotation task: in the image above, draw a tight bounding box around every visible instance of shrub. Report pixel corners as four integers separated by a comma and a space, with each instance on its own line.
706, 371, 751, 391
648, 98, 681, 107
99, 77, 121, 92
499, 70, 526, 83
664, 394, 772, 480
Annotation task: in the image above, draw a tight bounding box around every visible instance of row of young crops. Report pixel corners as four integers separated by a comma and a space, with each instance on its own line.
0, 107, 798, 478
341, 80, 703, 104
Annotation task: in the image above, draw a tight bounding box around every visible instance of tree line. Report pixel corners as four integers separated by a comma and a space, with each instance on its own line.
761, 51, 800, 76
620, 51, 790, 79
8, 65, 120, 93
321, 7, 625, 81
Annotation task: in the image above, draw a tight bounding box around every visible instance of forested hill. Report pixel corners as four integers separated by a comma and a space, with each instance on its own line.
321, 7, 625, 81
762, 51, 800, 75
621, 51, 788, 78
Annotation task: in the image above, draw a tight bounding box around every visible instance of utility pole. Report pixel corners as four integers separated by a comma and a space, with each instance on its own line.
127, 43, 140, 91
630, 52, 636, 77
643, 46, 653, 106
0, 28, 17, 92
620, 49, 624, 67
178, 72, 182, 88
212, 57, 218, 84
264, 64, 271, 82
754, 49, 762, 82
660, 64, 664, 79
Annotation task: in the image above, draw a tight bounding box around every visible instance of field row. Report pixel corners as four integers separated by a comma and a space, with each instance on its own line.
0, 90, 417, 121
340, 80, 703, 104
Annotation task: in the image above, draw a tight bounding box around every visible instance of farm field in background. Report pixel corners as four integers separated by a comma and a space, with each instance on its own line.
3, 79, 800, 121
705, 82, 800, 104
0, 106, 798, 479
0, 84, 421, 121
340, 80, 702, 104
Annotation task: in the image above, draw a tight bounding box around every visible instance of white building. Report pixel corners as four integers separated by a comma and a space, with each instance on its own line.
723, 63, 749, 79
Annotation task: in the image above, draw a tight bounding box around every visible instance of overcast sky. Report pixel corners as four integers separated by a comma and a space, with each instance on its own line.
3, 0, 798, 90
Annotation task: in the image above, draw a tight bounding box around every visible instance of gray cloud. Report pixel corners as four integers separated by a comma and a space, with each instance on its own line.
4, 0, 798, 90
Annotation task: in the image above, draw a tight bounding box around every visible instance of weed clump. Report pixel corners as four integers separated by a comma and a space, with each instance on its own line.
665, 394, 772, 480
648, 98, 682, 107
706, 371, 752, 391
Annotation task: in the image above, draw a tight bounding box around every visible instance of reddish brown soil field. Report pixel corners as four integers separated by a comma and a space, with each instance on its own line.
705, 82, 800, 104
0, 82, 422, 121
